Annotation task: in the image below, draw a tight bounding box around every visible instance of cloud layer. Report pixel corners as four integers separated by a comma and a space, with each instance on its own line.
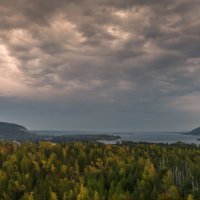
0, 0, 200, 130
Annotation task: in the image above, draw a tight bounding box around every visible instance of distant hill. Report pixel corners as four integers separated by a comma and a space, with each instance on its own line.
190, 127, 200, 135
0, 122, 120, 142
0, 122, 30, 139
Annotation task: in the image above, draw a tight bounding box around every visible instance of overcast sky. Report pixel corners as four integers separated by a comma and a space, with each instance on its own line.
0, 0, 200, 131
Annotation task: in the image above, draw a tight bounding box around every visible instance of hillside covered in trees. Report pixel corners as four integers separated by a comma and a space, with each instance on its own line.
190, 127, 200, 135
0, 122, 30, 139
0, 142, 200, 200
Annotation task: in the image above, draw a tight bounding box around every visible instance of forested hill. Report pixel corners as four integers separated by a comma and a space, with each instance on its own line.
0, 122, 29, 137
190, 127, 200, 135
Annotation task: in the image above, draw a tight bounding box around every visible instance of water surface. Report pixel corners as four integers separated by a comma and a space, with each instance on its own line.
99, 132, 200, 145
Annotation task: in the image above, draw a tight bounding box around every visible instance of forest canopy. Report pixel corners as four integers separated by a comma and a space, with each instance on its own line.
0, 141, 200, 200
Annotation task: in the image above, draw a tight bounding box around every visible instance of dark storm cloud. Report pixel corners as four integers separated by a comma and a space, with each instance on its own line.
0, 0, 200, 130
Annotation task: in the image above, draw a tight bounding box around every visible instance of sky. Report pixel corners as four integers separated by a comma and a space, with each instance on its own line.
0, 0, 200, 131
